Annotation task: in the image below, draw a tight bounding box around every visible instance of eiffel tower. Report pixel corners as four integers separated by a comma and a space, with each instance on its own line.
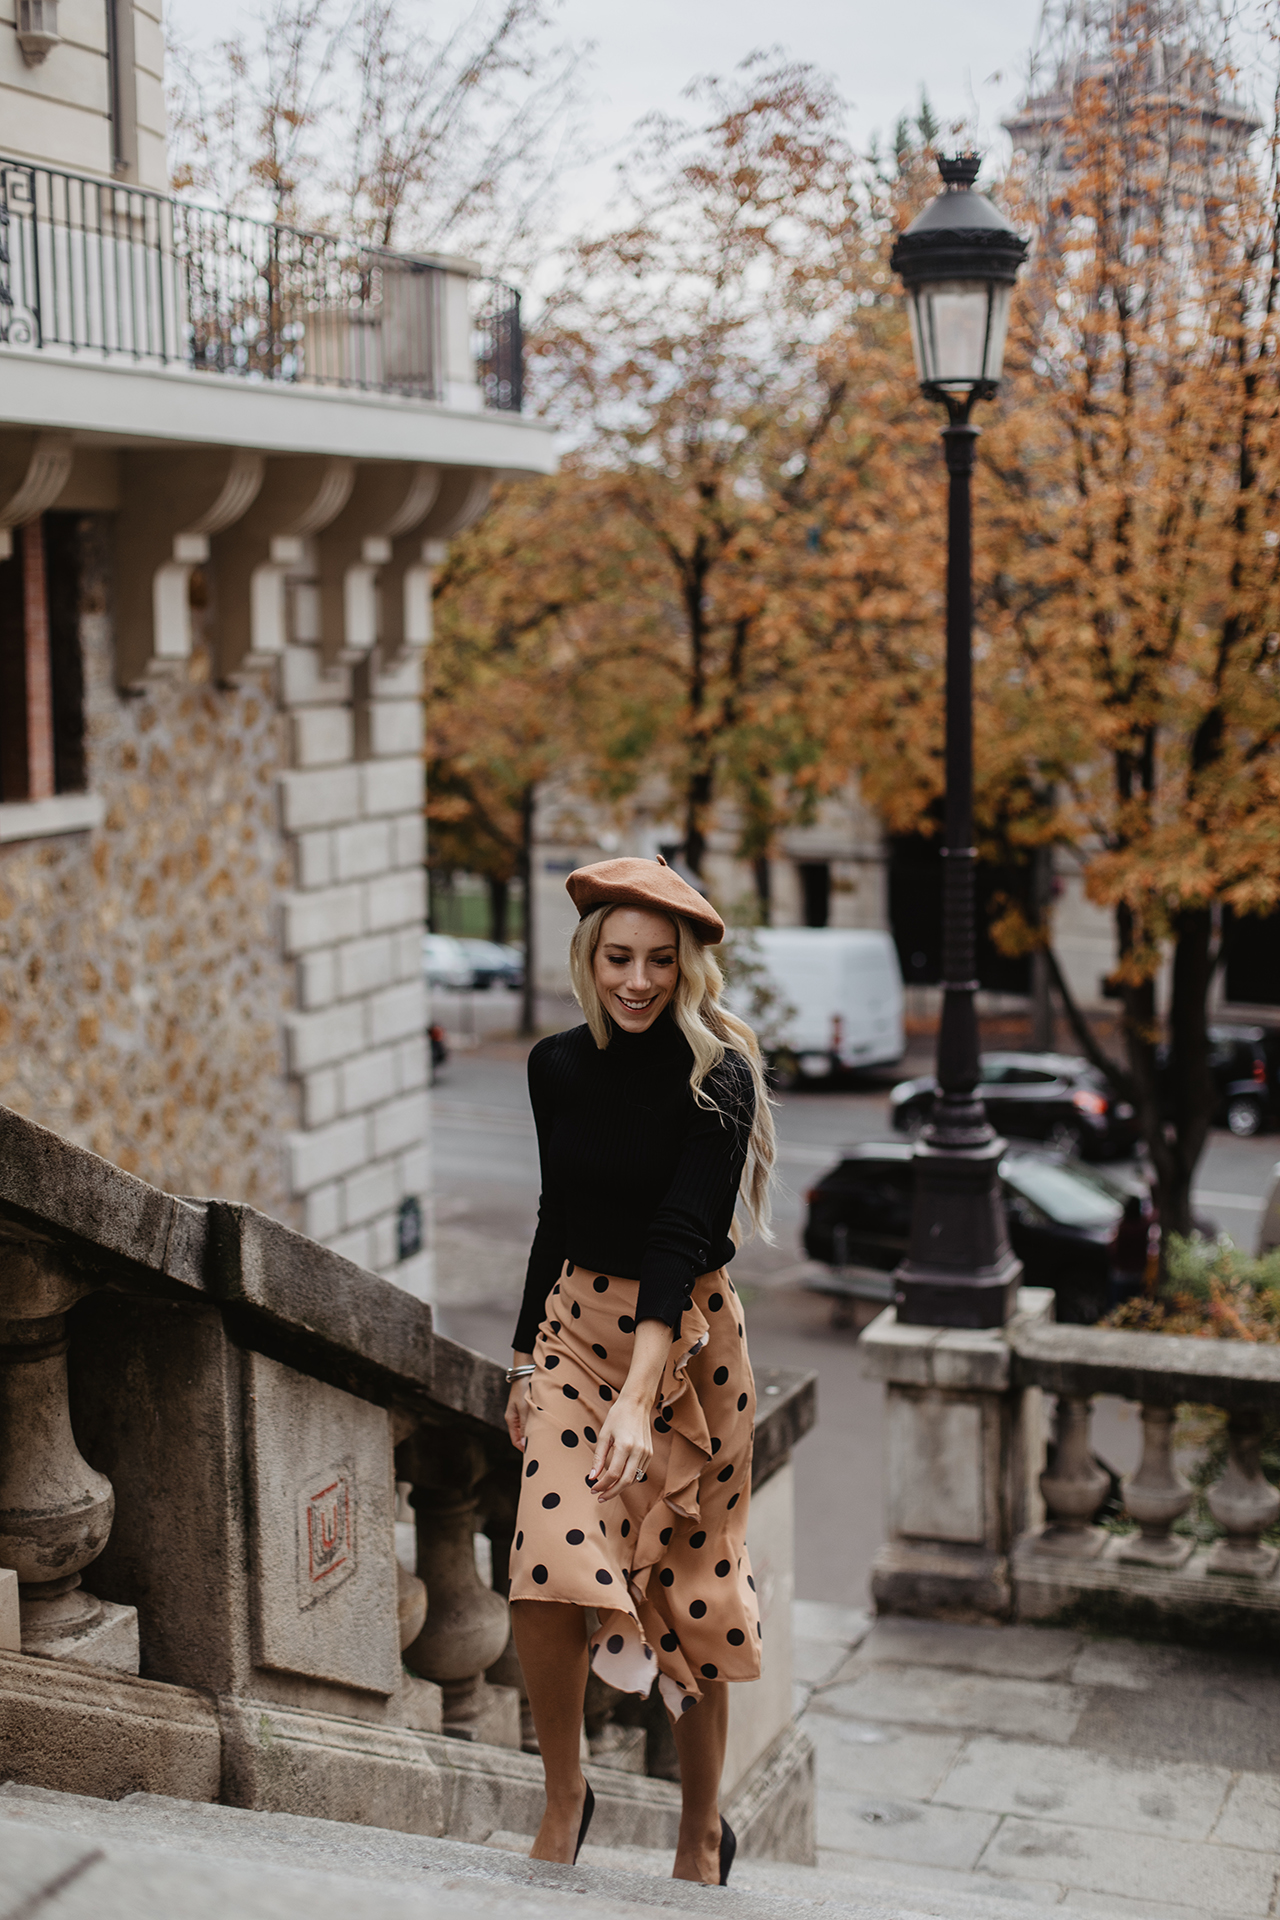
1003, 0, 1260, 195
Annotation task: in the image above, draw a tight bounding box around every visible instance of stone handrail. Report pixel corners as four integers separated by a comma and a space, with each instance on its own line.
1010, 1318, 1280, 1412
0, 1101, 816, 1810
862, 1287, 1280, 1645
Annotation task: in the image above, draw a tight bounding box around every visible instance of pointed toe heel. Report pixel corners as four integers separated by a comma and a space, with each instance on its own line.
574, 1781, 596, 1864
719, 1816, 736, 1886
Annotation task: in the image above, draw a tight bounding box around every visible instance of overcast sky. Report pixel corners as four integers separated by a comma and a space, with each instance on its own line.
164, 0, 1048, 212
555, 0, 1043, 159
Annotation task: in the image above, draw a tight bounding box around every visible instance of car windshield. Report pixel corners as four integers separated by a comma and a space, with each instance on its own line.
1000, 1158, 1126, 1229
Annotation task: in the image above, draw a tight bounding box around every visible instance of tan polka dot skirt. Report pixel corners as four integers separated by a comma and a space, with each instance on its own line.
509, 1260, 761, 1718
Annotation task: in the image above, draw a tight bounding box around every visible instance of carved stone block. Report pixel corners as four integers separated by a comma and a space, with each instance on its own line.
245, 1352, 399, 1695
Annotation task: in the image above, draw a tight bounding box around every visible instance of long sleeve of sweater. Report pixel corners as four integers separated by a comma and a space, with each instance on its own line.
511, 1019, 754, 1356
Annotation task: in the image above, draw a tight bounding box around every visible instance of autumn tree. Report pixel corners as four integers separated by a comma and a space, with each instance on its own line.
427, 473, 651, 1032
166, 0, 584, 268
816, 3, 1280, 1242
524, 58, 873, 887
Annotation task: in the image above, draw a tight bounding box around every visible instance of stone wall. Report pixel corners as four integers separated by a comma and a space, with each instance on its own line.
0, 517, 299, 1222
0, 514, 430, 1294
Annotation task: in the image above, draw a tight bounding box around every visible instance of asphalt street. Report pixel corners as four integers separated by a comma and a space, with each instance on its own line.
429, 1000, 1280, 1609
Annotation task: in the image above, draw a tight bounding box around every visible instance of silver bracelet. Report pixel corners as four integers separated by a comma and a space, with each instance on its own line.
505, 1364, 535, 1385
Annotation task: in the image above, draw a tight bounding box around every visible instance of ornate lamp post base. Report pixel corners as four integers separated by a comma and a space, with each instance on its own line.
895, 1135, 1022, 1328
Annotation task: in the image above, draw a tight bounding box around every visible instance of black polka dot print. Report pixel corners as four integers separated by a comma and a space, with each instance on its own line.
509, 1259, 760, 1713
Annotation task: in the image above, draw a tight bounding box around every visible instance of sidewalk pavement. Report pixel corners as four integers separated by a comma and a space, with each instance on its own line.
793, 1604, 1280, 1919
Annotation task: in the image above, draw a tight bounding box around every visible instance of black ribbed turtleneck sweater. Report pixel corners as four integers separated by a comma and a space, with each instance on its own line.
512, 1011, 755, 1355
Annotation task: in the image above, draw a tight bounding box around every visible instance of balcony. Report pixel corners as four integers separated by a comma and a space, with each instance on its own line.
0, 157, 521, 409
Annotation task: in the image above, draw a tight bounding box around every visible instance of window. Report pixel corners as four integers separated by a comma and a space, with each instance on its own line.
799, 861, 830, 928
0, 514, 86, 804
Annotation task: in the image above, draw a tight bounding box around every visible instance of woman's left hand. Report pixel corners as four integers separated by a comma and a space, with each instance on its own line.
589, 1393, 653, 1501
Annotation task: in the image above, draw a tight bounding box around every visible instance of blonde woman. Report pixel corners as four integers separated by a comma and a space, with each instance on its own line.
502, 856, 775, 1887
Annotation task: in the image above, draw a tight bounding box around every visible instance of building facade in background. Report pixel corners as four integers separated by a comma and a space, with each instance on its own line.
0, 4, 555, 1299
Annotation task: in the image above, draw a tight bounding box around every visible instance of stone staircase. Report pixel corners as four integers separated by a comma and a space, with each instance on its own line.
0, 1781, 1064, 1920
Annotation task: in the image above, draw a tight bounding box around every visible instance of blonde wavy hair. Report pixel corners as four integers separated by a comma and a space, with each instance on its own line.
568, 904, 776, 1244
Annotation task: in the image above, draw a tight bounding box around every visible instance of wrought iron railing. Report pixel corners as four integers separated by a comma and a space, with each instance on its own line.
0, 158, 523, 412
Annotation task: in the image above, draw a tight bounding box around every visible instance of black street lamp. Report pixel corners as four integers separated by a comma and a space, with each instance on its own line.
889, 154, 1029, 1329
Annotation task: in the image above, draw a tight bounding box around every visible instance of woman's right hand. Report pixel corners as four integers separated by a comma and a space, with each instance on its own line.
505, 1357, 533, 1451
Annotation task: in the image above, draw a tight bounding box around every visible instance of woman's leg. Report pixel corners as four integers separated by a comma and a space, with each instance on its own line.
670, 1679, 729, 1882
511, 1599, 591, 1862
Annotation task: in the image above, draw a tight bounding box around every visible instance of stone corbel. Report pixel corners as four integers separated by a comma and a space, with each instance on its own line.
0, 431, 74, 557
208, 456, 355, 680
317, 463, 441, 667
115, 449, 265, 689
378, 467, 494, 666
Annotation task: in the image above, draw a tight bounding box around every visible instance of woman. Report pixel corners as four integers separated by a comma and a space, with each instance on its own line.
503, 855, 776, 1887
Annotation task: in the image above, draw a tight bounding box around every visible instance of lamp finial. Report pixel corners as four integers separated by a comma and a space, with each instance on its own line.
938, 153, 982, 188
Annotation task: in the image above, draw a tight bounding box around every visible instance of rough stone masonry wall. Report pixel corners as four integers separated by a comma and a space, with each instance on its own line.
0, 517, 430, 1296
0, 518, 298, 1219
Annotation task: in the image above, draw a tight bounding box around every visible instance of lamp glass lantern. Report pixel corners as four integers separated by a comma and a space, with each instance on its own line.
890, 155, 1027, 409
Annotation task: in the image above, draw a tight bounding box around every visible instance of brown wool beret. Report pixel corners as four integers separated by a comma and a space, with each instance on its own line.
566, 856, 726, 945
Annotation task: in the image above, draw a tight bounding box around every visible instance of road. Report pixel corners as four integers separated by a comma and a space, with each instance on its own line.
429, 1016, 1279, 1610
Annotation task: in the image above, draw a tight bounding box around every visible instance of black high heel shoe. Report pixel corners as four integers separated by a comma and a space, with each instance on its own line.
718, 1816, 736, 1886
574, 1781, 596, 1864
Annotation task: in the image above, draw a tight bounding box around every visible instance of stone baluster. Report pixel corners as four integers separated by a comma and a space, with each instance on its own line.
1119, 1404, 1194, 1568
0, 1239, 138, 1668
397, 1425, 520, 1745
1206, 1412, 1280, 1578
1036, 1395, 1109, 1557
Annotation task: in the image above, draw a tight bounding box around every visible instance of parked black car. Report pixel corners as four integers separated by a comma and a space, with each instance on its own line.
1203, 1026, 1279, 1138
803, 1142, 1154, 1324
889, 1052, 1139, 1161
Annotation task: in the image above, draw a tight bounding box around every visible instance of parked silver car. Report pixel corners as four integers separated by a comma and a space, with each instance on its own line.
422, 933, 472, 990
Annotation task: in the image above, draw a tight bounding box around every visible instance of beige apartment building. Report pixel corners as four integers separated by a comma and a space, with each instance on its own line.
0, 0, 555, 1300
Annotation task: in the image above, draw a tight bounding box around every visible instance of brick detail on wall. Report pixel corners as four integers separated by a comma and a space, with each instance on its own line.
276, 620, 429, 1302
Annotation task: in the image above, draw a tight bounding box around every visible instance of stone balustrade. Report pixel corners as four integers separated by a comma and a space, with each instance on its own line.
0, 1099, 817, 1860
863, 1289, 1280, 1646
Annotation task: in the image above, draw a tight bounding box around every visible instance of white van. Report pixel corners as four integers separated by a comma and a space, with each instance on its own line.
734, 928, 905, 1082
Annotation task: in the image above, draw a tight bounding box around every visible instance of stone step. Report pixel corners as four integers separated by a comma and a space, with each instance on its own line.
0, 1781, 1088, 1919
